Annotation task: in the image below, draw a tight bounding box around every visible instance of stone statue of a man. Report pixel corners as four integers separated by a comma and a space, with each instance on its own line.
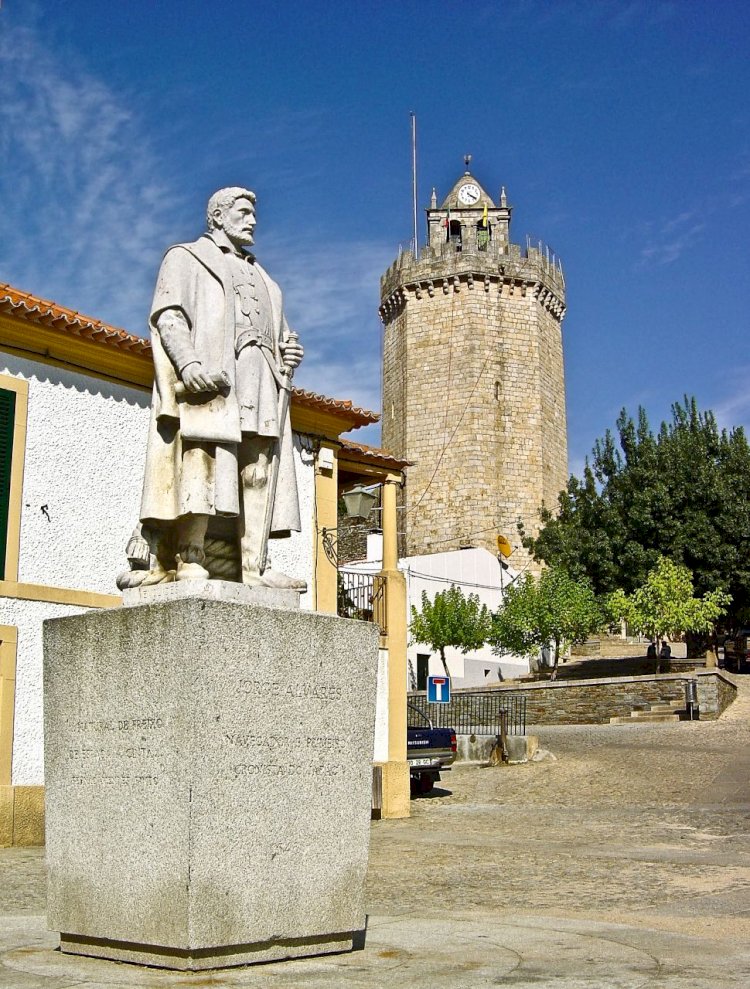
133, 187, 305, 589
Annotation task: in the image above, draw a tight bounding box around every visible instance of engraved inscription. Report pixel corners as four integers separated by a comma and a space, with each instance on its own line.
61, 712, 167, 785
117, 718, 165, 731
66, 746, 100, 760
233, 763, 345, 778
224, 732, 287, 749
69, 775, 159, 785
305, 735, 345, 753
238, 680, 343, 700
65, 745, 154, 760
70, 716, 166, 732
223, 732, 345, 754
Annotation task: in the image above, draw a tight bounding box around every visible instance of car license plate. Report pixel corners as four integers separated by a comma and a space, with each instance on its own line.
408, 757, 433, 767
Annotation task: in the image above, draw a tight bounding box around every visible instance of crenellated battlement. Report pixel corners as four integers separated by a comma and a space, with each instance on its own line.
380, 241, 565, 323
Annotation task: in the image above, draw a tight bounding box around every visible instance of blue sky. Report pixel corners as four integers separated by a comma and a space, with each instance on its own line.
1, 0, 748, 471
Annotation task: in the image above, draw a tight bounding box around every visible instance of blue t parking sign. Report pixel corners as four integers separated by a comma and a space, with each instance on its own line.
427, 675, 451, 704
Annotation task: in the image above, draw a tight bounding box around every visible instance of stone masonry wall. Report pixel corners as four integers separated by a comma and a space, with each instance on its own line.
446, 672, 736, 726
381, 305, 407, 462
381, 301, 409, 559
538, 304, 568, 512
521, 678, 685, 725
696, 670, 736, 718
381, 249, 567, 570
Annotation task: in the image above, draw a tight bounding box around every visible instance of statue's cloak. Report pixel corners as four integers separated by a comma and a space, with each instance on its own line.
139, 235, 300, 535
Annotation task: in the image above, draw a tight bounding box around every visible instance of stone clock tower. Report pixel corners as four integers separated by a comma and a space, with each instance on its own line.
380, 164, 568, 565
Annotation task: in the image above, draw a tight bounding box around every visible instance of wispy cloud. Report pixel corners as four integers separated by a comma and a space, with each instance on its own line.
262, 236, 392, 418
0, 20, 388, 418
637, 209, 706, 267
0, 22, 180, 332
298, 350, 383, 440
635, 151, 749, 268
713, 370, 750, 435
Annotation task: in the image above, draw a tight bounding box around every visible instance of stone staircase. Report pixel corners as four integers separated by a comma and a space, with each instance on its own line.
609, 700, 684, 725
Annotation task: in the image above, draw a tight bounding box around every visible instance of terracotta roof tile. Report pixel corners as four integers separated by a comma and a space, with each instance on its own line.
338, 438, 411, 470
291, 388, 379, 426
0, 283, 151, 355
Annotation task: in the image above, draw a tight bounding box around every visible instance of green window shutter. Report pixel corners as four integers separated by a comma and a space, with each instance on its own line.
0, 389, 17, 578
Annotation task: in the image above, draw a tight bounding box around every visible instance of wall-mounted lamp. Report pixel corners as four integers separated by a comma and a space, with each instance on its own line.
342, 485, 378, 520
321, 485, 381, 567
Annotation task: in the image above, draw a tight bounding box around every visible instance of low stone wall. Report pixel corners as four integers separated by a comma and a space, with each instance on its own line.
521, 676, 685, 725
571, 639, 601, 657
550, 656, 706, 679
453, 671, 736, 726
669, 658, 708, 674
695, 670, 736, 718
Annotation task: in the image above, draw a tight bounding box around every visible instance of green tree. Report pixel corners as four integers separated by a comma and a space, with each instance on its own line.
606, 557, 731, 668
522, 397, 750, 626
409, 586, 492, 681
489, 567, 601, 679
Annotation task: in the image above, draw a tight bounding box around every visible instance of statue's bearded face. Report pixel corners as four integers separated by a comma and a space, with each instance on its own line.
216, 197, 256, 247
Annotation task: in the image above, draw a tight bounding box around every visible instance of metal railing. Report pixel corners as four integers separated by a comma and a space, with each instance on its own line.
338, 570, 387, 636
408, 690, 527, 736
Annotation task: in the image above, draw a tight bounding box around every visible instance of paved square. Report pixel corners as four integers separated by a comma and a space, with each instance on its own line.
2, 678, 750, 986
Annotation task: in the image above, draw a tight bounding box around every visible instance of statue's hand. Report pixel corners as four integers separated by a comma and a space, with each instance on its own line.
280, 338, 304, 370
181, 362, 217, 393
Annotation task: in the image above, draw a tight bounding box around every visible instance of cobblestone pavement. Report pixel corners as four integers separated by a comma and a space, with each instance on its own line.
1, 677, 749, 987
367, 676, 750, 940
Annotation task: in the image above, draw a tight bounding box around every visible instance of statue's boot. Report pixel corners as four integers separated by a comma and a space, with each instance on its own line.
139, 565, 176, 586
116, 567, 173, 589
176, 561, 209, 581
260, 568, 307, 591
116, 568, 148, 590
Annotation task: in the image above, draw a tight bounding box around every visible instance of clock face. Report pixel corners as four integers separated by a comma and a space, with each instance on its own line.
457, 183, 481, 205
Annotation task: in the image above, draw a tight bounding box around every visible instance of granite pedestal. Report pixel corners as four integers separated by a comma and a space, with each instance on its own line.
43, 596, 379, 970
120, 577, 302, 610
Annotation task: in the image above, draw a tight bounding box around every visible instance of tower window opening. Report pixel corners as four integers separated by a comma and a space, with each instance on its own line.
494, 381, 501, 401
447, 219, 462, 251
477, 220, 491, 252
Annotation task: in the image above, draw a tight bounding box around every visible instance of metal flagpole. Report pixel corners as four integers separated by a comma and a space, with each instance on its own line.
411, 112, 418, 255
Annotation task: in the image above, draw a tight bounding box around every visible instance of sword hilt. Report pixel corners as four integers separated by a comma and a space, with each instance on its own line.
282, 330, 300, 380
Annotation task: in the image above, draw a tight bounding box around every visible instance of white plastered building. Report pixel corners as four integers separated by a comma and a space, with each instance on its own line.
342, 538, 531, 690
